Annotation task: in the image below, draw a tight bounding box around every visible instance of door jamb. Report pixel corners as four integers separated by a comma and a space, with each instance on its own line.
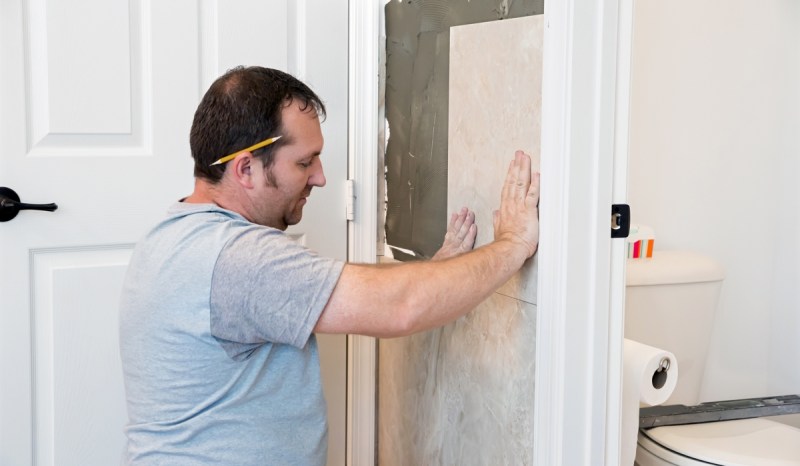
533, 0, 632, 464
346, 2, 380, 465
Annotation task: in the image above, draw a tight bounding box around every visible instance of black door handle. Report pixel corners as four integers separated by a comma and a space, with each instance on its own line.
0, 187, 58, 222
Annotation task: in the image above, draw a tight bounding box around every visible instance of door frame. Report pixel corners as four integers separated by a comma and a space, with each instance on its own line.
345, 2, 379, 465
346, 0, 634, 464
532, 0, 628, 463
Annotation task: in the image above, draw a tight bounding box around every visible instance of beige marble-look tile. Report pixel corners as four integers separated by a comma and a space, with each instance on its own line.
378, 16, 544, 466
448, 14, 543, 305
378, 294, 537, 466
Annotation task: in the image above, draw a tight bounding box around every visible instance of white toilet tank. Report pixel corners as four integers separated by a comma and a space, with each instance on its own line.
625, 250, 725, 406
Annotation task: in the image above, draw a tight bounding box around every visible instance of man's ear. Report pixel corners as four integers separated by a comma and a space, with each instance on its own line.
229, 152, 256, 189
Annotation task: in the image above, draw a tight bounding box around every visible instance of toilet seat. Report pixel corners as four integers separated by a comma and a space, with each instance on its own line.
636, 417, 800, 465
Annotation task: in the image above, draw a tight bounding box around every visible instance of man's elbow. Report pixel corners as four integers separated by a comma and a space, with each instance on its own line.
383, 295, 426, 338
395, 284, 448, 337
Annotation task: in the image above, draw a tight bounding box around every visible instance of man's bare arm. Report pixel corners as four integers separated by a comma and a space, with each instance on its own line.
314, 151, 539, 337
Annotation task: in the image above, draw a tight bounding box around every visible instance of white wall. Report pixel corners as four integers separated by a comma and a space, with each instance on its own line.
628, 0, 800, 401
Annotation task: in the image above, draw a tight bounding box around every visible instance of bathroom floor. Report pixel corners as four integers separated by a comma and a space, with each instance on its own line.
773, 413, 800, 429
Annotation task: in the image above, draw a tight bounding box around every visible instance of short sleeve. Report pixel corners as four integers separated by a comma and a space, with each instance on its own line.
209, 226, 344, 359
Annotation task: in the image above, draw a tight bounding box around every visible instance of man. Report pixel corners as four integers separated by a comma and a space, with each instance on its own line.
119, 66, 539, 465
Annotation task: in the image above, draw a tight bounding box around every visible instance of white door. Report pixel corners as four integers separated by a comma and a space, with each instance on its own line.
0, 1, 348, 465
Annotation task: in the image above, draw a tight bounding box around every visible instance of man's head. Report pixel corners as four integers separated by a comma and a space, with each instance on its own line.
190, 66, 326, 183
189, 67, 328, 230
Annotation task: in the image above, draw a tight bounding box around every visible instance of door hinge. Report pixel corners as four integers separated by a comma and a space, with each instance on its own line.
611, 204, 630, 238
345, 179, 355, 221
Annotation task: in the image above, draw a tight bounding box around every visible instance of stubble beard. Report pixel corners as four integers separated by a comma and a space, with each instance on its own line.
263, 166, 309, 229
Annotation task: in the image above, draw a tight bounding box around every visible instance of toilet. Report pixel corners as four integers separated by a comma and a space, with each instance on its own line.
625, 250, 800, 465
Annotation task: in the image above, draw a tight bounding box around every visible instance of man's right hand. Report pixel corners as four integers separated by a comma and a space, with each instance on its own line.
493, 150, 540, 258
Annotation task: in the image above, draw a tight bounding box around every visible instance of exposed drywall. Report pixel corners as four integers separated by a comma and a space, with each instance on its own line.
378, 15, 544, 465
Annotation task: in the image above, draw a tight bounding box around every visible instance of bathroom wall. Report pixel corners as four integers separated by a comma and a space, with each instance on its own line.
378, 15, 543, 465
628, 0, 800, 400
382, 0, 543, 259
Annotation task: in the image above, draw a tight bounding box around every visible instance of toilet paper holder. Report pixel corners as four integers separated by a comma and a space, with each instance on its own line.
652, 357, 671, 390
657, 357, 670, 372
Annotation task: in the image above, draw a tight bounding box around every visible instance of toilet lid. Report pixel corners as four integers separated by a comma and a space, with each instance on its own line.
642, 418, 800, 465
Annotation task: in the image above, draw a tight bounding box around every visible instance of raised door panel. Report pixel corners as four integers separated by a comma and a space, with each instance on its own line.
30, 248, 132, 466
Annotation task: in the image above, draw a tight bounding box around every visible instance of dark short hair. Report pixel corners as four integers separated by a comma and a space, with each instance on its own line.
190, 66, 326, 182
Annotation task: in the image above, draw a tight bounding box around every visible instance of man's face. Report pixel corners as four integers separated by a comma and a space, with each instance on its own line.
253, 102, 326, 230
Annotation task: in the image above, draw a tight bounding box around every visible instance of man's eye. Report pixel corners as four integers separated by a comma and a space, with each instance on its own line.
299, 161, 312, 168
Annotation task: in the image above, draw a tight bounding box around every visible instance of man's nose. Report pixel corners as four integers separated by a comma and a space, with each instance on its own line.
310, 163, 326, 187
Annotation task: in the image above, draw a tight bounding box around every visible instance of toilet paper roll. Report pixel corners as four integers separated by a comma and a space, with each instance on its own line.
621, 339, 678, 466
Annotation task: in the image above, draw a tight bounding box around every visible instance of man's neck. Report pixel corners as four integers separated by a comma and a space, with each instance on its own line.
184, 178, 263, 225
184, 178, 223, 205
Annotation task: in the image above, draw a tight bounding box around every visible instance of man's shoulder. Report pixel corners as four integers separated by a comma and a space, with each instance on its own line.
154, 202, 253, 235
133, 202, 249, 254
166, 201, 244, 222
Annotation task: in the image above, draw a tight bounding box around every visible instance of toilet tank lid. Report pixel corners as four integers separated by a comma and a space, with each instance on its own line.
626, 250, 725, 286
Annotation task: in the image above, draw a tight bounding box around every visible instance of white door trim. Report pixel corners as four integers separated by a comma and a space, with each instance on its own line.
346, 2, 380, 465
534, 0, 632, 464
606, 0, 636, 463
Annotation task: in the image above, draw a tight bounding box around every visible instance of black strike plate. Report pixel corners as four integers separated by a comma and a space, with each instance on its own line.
611, 204, 630, 238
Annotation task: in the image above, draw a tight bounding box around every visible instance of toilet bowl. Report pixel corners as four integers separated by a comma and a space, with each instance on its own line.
635, 416, 800, 465
625, 251, 800, 466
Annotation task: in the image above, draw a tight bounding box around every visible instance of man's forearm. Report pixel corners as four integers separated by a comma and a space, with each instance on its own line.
316, 237, 531, 337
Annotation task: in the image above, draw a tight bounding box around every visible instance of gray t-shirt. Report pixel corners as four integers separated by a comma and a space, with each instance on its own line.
119, 202, 344, 465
